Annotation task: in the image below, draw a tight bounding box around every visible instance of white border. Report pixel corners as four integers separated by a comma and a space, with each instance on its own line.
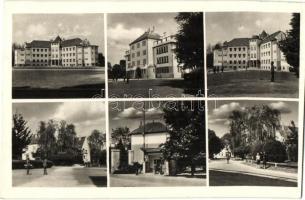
1, 0, 304, 199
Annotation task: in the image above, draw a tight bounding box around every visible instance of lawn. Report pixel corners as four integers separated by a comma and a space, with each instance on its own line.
109, 79, 204, 98
208, 70, 299, 98
209, 170, 297, 187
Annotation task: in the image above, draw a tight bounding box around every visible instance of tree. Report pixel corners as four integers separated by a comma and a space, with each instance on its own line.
175, 12, 203, 70
279, 13, 300, 77
88, 130, 106, 165
12, 113, 32, 159
285, 121, 298, 162
208, 129, 223, 159
98, 53, 105, 67
136, 67, 141, 79
36, 120, 57, 158
57, 120, 77, 152
111, 126, 130, 149
161, 101, 205, 176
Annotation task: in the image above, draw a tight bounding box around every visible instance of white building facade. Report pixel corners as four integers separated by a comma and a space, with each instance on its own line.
14, 36, 98, 67
212, 30, 291, 72
125, 30, 183, 79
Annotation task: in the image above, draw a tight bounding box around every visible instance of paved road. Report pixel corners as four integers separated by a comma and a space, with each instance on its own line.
209, 159, 297, 186
110, 173, 206, 187
13, 165, 107, 187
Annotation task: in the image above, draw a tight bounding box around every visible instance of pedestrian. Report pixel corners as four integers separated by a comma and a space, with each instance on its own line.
126, 73, 129, 84
25, 155, 31, 175
217, 66, 220, 73
256, 153, 261, 168
43, 158, 48, 175
271, 61, 275, 82
226, 151, 231, 164
213, 67, 216, 74
221, 66, 224, 73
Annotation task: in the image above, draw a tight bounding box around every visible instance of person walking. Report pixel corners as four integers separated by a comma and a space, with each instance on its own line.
256, 153, 261, 168
226, 151, 231, 164
25, 156, 31, 175
43, 158, 48, 175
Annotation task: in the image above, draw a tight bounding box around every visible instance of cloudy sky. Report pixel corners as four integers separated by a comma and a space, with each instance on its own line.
109, 101, 165, 136
13, 14, 104, 53
208, 100, 298, 138
107, 13, 179, 65
206, 12, 292, 46
13, 102, 106, 137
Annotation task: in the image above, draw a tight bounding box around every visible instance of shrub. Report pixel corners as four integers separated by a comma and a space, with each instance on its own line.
12, 159, 53, 169
264, 140, 287, 163
234, 145, 250, 159
250, 141, 264, 159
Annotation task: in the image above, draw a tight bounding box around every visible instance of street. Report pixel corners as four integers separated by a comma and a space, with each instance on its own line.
209, 159, 297, 186
13, 165, 107, 187
110, 173, 206, 187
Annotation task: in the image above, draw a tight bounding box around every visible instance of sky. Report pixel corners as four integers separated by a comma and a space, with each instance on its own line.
208, 100, 298, 138
107, 13, 179, 65
13, 14, 104, 53
109, 101, 165, 136
206, 12, 292, 46
13, 102, 106, 138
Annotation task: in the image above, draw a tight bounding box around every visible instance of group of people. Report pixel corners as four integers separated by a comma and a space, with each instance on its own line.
25, 156, 48, 175
255, 152, 268, 169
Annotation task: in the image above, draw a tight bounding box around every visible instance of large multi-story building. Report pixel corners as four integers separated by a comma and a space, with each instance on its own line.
212, 30, 291, 72
14, 35, 98, 67
124, 29, 183, 79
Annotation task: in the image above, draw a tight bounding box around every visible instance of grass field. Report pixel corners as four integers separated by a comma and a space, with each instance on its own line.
208, 71, 298, 98
109, 79, 204, 98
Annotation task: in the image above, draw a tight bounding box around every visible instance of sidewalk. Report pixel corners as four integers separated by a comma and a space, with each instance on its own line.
209, 159, 297, 182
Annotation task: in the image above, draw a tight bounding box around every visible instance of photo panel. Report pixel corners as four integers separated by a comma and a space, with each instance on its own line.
12, 101, 107, 187
107, 13, 204, 98
208, 99, 299, 187
108, 100, 206, 186
206, 12, 300, 98
12, 14, 106, 99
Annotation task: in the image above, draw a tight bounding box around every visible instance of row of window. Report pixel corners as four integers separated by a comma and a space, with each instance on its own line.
32, 59, 48, 62
131, 50, 147, 58
156, 45, 168, 55
229, 60, 246, 64
261, 51, 271, 57
250, 54, 257, 59
157, 56, 169, 64
33, 54, 48, 58
32, 48, 48, 52
62, 47, 76, 51
261, 42, 271, 49
131, 40, 146, 50
156, 67, 170, 74
131, 59, 147, 67
229, 54, 247, 58
62, 53, 76, 57
250, 46, 257, 51
229, 47, 247, 52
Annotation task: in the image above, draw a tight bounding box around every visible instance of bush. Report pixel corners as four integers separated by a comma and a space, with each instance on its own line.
234, 145, 250, 159
12, 159, 53, 169
250, 141, 264, 159
49, 152, 82, 166
264, 140, 287, 163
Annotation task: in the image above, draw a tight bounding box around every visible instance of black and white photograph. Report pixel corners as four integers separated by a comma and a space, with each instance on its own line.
12, 14, 105, 99
206, 12, 300, 98
107, 13, 204, 98
109, 101, 206, 186
12, 101, 107, 187
208, 100, 298, 186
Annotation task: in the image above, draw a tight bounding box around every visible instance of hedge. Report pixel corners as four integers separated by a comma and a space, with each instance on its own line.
12, 159, 53, 169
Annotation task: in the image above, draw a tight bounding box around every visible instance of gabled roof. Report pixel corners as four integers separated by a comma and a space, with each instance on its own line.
131, 122, 167, 135
261, 31, 283, 44
130, 31, 161, 45
53, 35, 62, 43
26, 40, 50, 48
226, 38, 250, 47
62, 38, 83, 47
259, 30, 268, 39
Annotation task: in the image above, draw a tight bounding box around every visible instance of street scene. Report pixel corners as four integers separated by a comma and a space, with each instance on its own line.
208, 100, 298, 186
107, 13, 204, 98
206, 12, 299, 98
109, 101, 206, 186
12, 102, 107, 187
12, 14, 105, 99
